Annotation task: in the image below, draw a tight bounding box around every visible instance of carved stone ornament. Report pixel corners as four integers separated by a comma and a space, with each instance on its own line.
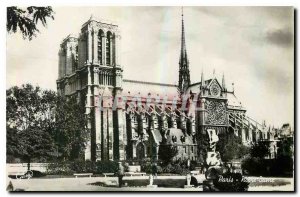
205, 100, 227, 125
209, 80, 221, 97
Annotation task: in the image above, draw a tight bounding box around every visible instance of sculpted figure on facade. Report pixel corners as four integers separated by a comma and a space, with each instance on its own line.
161, 113, 169, 131
130, 112, 139, 139
190, 116, 196, 136
180, 115, 187, 131
151, 114, 159, 130
171, 113, 177, 129
140, 113, 149, 140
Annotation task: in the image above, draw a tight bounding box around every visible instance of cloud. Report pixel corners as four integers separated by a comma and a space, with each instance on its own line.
265, 28, 293, 48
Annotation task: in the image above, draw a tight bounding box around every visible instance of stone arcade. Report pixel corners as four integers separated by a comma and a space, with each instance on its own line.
57, 13, 277, 162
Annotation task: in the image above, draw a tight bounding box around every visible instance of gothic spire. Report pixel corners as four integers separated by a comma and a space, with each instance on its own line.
222, 72, 226, 90
180, 7, 188, 64
201, 69, 205, 87
178, 7, 191, 93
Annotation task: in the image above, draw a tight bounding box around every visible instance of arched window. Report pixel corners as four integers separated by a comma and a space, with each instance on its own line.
106, 31, 112, 65
72, 46, 78, 72
98, 30, 104, 64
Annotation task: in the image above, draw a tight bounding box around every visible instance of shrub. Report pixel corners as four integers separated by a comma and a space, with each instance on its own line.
46, 161, 74, 175
46, 160, 119, 175
140, 162, 152, 173
156, 165, 163, 174
123, 162, 129, 172
95, 160, 119, 174
69, 159, 87, 173
241, 156, 264, 176
31, 170, 46, 178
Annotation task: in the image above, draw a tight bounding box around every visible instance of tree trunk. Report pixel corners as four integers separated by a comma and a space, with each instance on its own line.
27, 158, 31, 171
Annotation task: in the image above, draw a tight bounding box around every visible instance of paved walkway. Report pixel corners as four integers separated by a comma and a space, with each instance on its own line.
6, 175, 294, 191
7, 176, 204, 191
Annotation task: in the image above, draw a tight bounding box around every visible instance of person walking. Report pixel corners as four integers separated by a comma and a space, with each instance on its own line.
152, 162, 158, 178
117, 162, 125, 188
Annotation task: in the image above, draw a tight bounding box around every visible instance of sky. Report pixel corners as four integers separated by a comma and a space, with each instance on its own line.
6, 6, 294, 128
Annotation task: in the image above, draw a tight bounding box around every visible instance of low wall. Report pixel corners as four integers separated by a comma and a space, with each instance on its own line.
6, 163, 48, 175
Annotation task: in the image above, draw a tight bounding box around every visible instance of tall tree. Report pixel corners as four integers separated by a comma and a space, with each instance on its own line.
217, 131, 249, 162
7, 6, 54, 40
158, 144, 178, 164
54, 96, 89, 161
7, 84, 89, 165
250, 141, 270, 159
6, 84, 56, 169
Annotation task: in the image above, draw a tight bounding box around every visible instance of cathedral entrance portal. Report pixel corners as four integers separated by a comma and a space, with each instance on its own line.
136, 142, 145, 160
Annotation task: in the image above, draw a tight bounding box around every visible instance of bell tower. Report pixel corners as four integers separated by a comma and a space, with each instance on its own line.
178, 8, 191, 94
78, 15, 125, 161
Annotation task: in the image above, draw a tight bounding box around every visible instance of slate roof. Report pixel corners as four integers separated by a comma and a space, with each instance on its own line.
122, 79, 179, 101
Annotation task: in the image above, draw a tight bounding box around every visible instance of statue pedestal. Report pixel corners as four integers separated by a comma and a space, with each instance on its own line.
184, 174, 193, 188
147, 175, 157, 188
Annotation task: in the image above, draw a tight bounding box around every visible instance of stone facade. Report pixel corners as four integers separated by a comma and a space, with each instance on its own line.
57, 15, 280, 162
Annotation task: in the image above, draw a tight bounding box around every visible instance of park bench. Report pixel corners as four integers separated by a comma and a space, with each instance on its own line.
73, 173, 93, 178
102, 173, 115, 177
124, 172, 146, 177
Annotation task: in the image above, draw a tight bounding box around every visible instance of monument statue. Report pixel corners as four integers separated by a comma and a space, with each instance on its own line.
206, 129, 222, 166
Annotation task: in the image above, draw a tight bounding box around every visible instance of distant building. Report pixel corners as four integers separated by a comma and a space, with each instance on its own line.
56, 13, 286, 162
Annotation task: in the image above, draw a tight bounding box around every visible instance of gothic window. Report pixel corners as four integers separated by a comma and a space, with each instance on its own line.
205, 100, 227, 125
106, 31, 112, 65
98, 30, 104, 64
209, 81, 221, 97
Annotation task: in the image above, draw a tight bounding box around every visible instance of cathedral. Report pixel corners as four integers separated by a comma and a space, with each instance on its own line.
57, 12, 278, 162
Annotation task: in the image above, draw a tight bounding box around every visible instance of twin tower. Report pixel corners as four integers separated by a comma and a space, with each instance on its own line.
57, 16, 125, 161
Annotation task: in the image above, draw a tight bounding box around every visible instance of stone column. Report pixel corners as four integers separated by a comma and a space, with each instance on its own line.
102, 109, 109, 160
93, 67, 99, 85
242, 128, 246, 142
132, 142, 137, 159
115, 34, 120, 67
93, 30, 98, 64
88, 29, 92, 63
86, 64, 92, 114
121, 110, 127, 160
102, 35, 106, 65
108, 109, 114, 160
85, 64, 93, 161
95, 99, 101, 161
110, 35, 113, 65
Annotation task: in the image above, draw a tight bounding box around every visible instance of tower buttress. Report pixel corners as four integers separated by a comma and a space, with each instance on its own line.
178, 7, 191, 94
